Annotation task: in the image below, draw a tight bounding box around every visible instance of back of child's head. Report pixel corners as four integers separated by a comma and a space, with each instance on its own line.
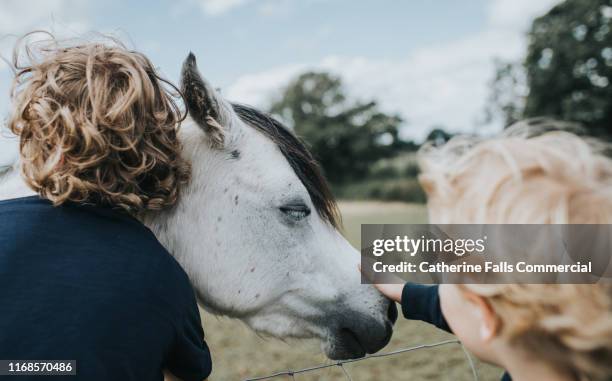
418, 120, 612, 380
8, 33, 190, 213
418, 119, 612, 224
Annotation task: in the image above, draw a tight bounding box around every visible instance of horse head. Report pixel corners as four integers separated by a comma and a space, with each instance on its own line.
146, 53, 396, 360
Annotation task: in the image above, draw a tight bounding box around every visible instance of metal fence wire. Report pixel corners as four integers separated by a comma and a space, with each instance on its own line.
244, 339, 479, 381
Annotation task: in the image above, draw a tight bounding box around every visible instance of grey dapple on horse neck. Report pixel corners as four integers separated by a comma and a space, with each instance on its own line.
0, 53, 396, 360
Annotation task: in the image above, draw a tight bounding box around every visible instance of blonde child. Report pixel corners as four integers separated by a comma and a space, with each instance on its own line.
373, 121, 612, 381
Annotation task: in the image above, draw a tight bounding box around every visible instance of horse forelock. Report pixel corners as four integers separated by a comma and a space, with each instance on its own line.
231, 103, 341, 229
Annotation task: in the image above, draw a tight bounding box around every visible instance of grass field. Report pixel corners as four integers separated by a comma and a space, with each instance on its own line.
201, 201, 502, 381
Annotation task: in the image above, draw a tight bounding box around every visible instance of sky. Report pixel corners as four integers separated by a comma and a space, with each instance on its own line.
0, 0, 561, 164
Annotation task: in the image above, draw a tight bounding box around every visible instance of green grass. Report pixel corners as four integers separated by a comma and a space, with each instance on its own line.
339, 200, 429, 246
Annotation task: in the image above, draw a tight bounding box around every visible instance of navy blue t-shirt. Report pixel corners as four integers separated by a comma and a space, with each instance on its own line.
0, 196, 212, 381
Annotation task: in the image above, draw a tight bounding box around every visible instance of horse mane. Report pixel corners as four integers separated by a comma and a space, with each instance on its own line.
231, 103, 341, 229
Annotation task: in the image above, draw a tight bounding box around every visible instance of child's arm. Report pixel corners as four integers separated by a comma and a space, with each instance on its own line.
400, 283, 451, 333
371, 282, 452, 333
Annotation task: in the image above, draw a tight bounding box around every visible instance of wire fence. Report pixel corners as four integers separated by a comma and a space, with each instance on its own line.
244, 339, 479, 381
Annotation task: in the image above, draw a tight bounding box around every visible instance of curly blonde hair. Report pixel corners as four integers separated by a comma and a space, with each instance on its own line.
418, 120, 612, 380
8, 34, 190, 213
463, 283, 612, 381
418, 119, 612, 224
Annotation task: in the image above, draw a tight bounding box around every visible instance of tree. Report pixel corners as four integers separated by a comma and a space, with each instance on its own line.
270, 72, 410, 184
425, 127, 454, 146
525, 0, 612, 137
487, 0, 612, 138
484, 59, 528, 127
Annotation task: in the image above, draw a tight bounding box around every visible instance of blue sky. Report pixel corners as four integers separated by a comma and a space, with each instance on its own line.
0, 0, 560, 163
50, 0, 488, 85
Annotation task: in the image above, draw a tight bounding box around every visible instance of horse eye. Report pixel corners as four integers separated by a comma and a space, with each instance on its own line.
280, 204, 311, 221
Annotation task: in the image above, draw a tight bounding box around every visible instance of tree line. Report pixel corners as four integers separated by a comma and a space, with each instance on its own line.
268, 0, 611, 201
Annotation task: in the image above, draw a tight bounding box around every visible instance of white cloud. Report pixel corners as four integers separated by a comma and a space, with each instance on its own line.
196, 0, 252, 16
226, 63, 307, 105
0, 0, 89, 36
0, 131, 18, 168
0, 0, 90, 72
194, 0, 329, 17
0, 0, 90, 158
226, 0, 562, 141
487, 0, 559, 31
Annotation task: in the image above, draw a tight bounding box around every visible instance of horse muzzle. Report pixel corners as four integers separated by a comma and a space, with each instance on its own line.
324, 300, 397, 360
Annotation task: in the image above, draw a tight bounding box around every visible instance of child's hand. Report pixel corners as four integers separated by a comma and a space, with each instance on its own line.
371, 283, 403, 303
359, 264, 403, 303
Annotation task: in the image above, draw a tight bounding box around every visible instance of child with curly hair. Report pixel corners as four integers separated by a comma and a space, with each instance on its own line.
0, 34, 211, 381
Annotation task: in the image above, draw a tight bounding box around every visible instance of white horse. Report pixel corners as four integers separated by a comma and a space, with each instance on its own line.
0, 53, 396, 360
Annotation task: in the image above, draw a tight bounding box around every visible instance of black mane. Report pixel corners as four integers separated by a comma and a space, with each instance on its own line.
231, 103, 341, 229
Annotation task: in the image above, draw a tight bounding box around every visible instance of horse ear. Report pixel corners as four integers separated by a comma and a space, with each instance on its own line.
180, 52, 231, 148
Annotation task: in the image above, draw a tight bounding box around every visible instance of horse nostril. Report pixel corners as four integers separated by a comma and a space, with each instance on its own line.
338, 314, 394, 356
387, 300, 398, 324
